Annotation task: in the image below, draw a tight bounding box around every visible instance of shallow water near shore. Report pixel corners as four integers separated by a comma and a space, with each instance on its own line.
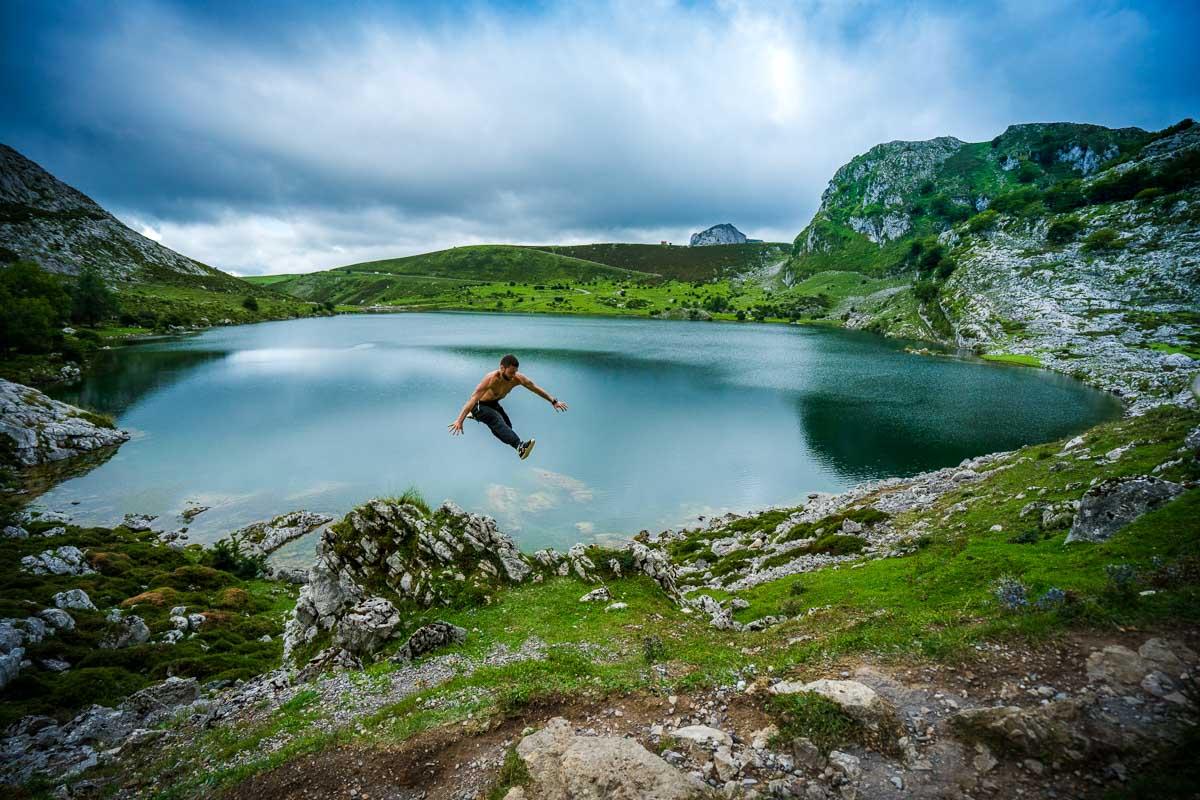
43, 312, 1121, 559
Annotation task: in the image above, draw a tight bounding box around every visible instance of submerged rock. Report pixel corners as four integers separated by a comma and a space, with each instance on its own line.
228, 510, 333, 557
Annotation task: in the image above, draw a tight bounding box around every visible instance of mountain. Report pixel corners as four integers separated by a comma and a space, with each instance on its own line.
0, 145, 248, 292
690, 223, 748, 246
787, 119, 1200, 411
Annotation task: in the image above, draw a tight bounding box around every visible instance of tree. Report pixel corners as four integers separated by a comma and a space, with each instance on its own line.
242, 295, 260, 312
71, 264, 119, 326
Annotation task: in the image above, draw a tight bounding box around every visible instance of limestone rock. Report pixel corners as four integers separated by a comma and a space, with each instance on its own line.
579, 587, 612, 603
38, 607, 76, 631
690, 223, 747, 247
0, 379, 129, 466
391, 621, 467, 663
100, 613, 151, 649
515, 716, 711, 799
21, 546, 95, 576
227, 510, 333, 557
1086, 645, 1148, 686
770, 679, 894, 726
121, 513, 157, 532
297, 646, 363, 682
1066, 477, 1184, 543
53, 589, 96, 611
331, 596, 403, 658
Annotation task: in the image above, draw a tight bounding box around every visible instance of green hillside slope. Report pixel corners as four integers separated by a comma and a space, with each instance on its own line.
527, 241, 789, 282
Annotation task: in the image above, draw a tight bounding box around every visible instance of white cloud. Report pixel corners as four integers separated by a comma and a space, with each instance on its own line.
36, 1, 1179, 274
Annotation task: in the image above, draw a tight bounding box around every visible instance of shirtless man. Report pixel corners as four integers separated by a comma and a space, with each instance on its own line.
447, 354, 568, 460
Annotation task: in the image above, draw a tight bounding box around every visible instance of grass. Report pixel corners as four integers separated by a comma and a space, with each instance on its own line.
12, 386, 1199, 798
1148, 342, 1200, 360
981, 353, 1043, 367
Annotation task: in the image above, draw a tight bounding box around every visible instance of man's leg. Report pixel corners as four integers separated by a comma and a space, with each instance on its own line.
472, 403, 521, 449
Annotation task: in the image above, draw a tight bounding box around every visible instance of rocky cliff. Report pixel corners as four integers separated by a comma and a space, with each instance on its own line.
0, 145, 245, 290
788, 120, 1200, 411
690, 223, 748, 247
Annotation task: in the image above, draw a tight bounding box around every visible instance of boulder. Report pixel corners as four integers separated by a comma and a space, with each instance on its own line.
1065, 477, 1184, 543
1138, 637, 1195, 675
670, 725, 733, 749
948, 700, 1091, 760
3, 524, 28, 538
100, 613, 151, 649
770, 679, 894, 726
53, 589, 97, 611
1086, 645, 1146, 686
38, 608, 75, 631
21, 546, 95, 576
580, 587, 612, 603
331, 596, 403, 658
513, 717, 711, 799
120, 676, 200, 724
121, 513, 157, 532
391, 621, 467, 663
0, 378, 129, 466
297, 646, 363, 682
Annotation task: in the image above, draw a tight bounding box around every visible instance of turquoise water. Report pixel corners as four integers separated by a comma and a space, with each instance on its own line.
45, 312, 1120, 558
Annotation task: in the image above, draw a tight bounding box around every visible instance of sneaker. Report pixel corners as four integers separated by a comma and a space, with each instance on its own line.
518, 438, 536, 460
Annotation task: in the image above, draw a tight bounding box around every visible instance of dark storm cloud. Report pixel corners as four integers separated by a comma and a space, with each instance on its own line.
2, 0, 1197, 274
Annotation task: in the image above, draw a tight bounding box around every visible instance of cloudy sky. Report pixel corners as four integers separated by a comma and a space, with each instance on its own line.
2, 0, 1197, 276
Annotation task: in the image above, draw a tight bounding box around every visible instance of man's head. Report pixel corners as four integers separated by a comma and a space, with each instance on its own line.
499, 353, 519, 379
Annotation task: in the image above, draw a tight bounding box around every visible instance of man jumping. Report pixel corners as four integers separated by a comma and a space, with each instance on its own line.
448, 354, 567, 459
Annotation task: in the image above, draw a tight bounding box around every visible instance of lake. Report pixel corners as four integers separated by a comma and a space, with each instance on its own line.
44, 312, 1121, 561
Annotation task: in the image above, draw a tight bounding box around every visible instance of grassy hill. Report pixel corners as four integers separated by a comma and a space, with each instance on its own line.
248, 245, 660, 306
526, 241, 789, 282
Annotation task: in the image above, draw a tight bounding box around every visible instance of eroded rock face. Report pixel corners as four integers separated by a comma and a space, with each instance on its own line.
0, 379, 129, 466
1065, 476, 1185, 543
512, 717, 710, 799
690, 223, 747, 247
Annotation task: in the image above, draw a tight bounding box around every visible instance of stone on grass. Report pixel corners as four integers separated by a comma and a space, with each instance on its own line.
1065, 477, 1184, 543
21, 546, 95, 576
391, 622, 467, 663
579, 587, 612, 603
53, 589, 96, 611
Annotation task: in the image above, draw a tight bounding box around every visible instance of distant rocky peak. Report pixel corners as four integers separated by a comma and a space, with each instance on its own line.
690, 223, 747, 247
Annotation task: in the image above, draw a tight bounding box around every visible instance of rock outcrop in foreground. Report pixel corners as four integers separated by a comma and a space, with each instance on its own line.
282, 498, 684, 669
0, 378, 128, 466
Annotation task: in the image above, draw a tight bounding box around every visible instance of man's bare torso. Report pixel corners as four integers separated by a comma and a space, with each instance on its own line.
478, 369, 522, 402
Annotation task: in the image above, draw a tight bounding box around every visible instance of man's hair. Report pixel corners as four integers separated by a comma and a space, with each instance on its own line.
500, 353, 519, 368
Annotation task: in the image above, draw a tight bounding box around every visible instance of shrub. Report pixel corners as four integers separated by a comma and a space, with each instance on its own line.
1044, 179, 1085, 212
1081, 228, 1125, 252
1034, 587, 1068, 610
242, 296, 260, 312
1016, 160, 1041, 184
912, 280, 939, 303
766, 692, 860, 754
967, 209, 999, 233
1046, 216, 1084, 245
71, 265, 119, 326
208, 540, 266, 580
215, 587, 251, 609
990, 187, 1042, 216
642, 635, 666, 665
1134, 187, 1165, 202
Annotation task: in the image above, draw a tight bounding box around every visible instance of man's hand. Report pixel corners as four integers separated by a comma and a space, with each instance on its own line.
448, 420, 464, 435
552, 399, 569, 412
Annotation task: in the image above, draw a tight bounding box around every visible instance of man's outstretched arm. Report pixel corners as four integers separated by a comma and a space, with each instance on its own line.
449, 376, 491, 434
518, 373, 568, 411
